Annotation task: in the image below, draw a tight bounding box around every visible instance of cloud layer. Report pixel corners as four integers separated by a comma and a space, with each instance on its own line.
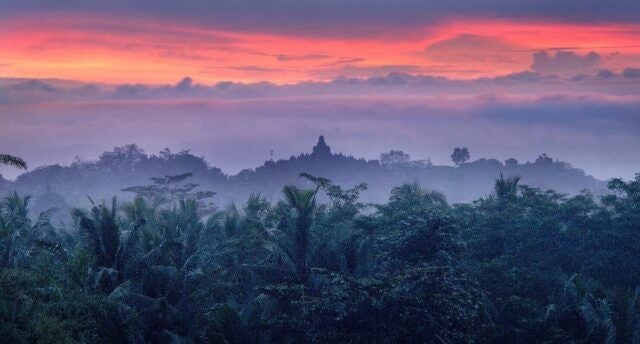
531, 51, 601, 74
3, 69, 640, 106
1, 72, 639, 181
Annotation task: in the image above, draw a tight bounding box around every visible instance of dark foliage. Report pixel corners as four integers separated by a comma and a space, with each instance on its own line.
0, 153, 27, 170
1, 170, 638, 343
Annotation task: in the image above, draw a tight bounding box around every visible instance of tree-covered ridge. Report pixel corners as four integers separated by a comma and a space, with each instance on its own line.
0, 138, 605, 223
0, 172, 638, 343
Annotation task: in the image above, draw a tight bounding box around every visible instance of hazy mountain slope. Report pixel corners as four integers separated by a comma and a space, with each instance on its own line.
0, 137, 607, 223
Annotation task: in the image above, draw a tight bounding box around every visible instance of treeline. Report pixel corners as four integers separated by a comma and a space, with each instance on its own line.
0, 143, 605, 217
0, 172, 638, 343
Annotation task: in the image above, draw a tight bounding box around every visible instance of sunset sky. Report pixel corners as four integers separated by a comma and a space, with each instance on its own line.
1, 0, 639, 179
2, 1, 640, 83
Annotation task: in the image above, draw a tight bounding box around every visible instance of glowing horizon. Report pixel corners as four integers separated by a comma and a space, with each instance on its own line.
1, 12, 639, 84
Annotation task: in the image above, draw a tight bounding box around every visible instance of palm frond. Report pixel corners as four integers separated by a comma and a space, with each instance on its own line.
0, 153, 27, 169
262, 241, 296, 273
495, 172, 521, 201
33, 239, 69, 260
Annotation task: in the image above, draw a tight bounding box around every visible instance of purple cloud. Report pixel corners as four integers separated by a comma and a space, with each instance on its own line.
3, 68, 640, 106
531, 51, 601, 74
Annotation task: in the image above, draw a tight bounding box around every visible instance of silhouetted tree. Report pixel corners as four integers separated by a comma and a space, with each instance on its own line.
380, 150, 411, 166
451, 147, 470, 165
505, 158, 518, 167
536, 153, 553, 164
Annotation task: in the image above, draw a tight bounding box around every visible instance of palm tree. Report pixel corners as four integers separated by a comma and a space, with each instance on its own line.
0, 193, 31, 267
0, 192, 58, 268
72, 198, 134, 292
495, 172, 520, 201
0, 154, 27, 169
282, 185, 318, 279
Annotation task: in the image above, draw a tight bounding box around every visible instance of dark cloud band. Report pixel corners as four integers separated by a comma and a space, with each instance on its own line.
2, 0, 640, 36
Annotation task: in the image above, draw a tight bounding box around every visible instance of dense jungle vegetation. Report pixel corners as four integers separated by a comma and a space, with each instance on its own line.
0, 160, 639, 342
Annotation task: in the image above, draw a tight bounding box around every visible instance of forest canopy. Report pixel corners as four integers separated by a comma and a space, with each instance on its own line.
0, 168, 639, 343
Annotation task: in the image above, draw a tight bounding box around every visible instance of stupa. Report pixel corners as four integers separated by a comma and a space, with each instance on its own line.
312, 135, 331, 157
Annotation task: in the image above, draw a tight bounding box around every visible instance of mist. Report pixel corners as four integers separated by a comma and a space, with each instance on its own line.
2, 75, 639, 181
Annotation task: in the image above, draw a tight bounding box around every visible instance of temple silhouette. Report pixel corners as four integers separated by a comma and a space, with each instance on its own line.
312, 135, 331, 157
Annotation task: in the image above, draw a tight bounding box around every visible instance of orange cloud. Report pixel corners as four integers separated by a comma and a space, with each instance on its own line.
1, 13, 639, 83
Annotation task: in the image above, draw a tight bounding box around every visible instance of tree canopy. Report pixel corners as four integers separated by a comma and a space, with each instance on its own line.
451, 147, 471, 165
0, 171, 638, 342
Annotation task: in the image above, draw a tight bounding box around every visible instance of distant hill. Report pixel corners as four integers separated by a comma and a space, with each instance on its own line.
0, 136, 607, 223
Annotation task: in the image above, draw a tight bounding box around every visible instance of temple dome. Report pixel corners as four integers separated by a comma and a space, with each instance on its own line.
312, 135, 331, 156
